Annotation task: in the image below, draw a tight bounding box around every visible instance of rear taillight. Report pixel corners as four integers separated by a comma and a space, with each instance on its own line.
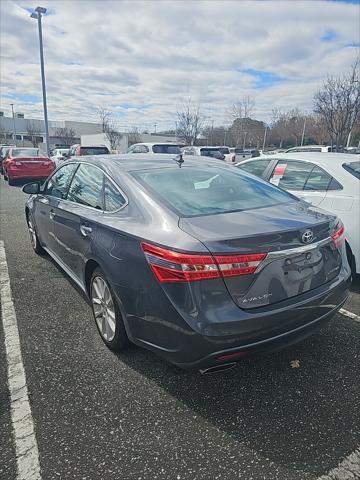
331, 223, 345, 248
141, 242, 219, 282
141, 242, 267, 283
215, 253, 268, 277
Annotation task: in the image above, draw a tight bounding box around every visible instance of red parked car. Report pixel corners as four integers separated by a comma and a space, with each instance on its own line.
2, 148, 55, 185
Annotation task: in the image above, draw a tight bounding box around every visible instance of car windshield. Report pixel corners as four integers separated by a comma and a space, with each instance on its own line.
12, 148, 45, 157
133, 165, 292, 217
343, 161, 360, 179
80, 147, 109, 155
151, 144, 181, 154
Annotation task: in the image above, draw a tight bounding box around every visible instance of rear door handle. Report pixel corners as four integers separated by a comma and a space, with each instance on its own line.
49, 210, 55, 220
80, 224, 92, 237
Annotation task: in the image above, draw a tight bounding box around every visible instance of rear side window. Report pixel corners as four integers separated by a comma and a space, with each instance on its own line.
46, 163, 78, 199
343, 161, 360, 179
304, 166, 333, 190
152, 144, 181, 154
237, 160, 271, 178
80, 147, 110, 156
67, 164, 104, 210
104, 178, 127, 211
133, 166, 291, 217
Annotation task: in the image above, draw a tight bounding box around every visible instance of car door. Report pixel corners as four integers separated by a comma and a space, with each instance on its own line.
52, 163, 105, 281
33, 163, 78, 252
268, 159, 332, 206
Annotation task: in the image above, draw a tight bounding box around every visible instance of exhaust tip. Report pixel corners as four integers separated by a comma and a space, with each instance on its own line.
199, 363, 237, 375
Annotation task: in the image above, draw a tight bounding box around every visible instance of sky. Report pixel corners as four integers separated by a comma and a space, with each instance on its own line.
0, 0, 359, 131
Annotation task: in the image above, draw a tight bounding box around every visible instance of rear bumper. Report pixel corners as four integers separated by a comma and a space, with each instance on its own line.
128, 273, 350, 370
7, 169, 53, 180
174, 295, 347, 370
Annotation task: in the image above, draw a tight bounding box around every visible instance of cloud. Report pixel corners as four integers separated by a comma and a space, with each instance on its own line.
0, 0, 358, 130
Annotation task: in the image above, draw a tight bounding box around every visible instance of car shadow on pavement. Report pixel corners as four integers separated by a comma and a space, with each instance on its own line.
115, 319, 360, 478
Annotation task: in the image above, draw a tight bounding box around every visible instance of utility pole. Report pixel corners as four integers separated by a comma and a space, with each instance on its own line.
10, 104, 17, 145
210, 120, 214, 144
301, 117, 307, 146
154, 123, 157, 134
262, 126, 267, 151
30, 7, 50, 156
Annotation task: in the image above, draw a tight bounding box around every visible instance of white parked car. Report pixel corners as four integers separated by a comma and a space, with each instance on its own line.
127, 143, 181, 154
50, 148, 70, 166
236, 153, 360, 275
285, 145, 333, 153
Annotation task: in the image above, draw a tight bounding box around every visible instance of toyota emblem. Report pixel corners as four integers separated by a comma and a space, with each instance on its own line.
301, 229, 314, 244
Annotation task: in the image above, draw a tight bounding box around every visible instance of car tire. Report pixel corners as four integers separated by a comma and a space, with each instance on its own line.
8, 176, 15, 186
3, 171, 8, 180
346, 242, 356, 280
26, 215, 45, 255
90, 267, 129, 352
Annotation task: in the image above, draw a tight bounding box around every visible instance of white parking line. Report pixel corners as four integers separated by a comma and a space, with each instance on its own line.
0, 241, 42, 480
340, 308, 360, 323
317, 447, 360, 480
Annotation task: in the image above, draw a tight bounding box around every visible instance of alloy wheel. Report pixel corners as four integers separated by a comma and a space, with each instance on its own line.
91, 276, 116, 342
28, 218, 38, 250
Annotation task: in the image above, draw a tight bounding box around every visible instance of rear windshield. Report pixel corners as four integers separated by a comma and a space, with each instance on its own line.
200, 148, 221, 157
343, 161, 360, 179
133, 165, 292, 217
218, 147, 230, 154
12, 148, 45, 157
151, 144, 181, 154
80, 147, 110, 156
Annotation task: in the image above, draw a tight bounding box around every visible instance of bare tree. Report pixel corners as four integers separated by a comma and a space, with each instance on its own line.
176, 99, 204, 145
228, 96, 255, 146
314, 59, 360, 150
26, 120, 43, 147
99, 108, 123, 151
53, 127, 77, 146
127, 127, 142, 146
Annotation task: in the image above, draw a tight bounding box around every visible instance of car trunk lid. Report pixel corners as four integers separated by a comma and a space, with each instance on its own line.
179, 201, 342, 309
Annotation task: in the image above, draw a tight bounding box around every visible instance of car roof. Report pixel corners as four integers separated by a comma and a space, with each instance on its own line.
65, 153, 225, 172
246, 152, 359, 166
131, 142, 179, 147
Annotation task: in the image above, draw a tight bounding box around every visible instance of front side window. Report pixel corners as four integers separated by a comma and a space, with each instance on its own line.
133, 165, 291, 217
67, 164, 104, 209
237, 159, 272, 178
45, 163, 78, 199
104, 178, 127, 211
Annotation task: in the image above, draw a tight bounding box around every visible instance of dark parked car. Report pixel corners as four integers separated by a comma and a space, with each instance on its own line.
68, 144, 110, 157
0, 144, 16, 174
23, 155, 350, 372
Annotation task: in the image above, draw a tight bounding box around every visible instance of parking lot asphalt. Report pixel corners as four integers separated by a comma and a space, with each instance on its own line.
0, 178, 359, 480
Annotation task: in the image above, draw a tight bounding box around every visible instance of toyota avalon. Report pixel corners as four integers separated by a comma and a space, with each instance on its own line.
23, 155, 350, 371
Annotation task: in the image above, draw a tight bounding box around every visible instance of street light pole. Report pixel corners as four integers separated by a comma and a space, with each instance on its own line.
262, 126, 267, 151
301, 117, 307, 146
10, 103, 17, 145
31, 7, 50, 156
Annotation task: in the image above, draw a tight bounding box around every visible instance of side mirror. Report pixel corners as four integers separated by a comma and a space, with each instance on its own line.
22, 182, 41, 194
